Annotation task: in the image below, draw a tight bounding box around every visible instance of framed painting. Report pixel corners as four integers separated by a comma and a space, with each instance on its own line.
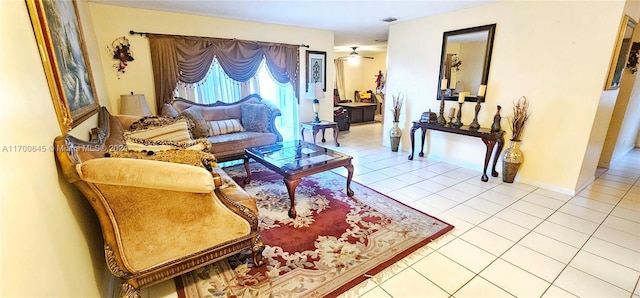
306, 50, 326, 92
26, 0, 99, 133
605, 15, 637, 90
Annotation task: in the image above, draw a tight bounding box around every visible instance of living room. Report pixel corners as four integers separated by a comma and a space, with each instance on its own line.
1, 0, 639, 297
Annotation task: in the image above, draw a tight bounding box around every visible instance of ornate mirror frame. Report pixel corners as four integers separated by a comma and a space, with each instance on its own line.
605, 15, 637, 90
437, 24, 496, 102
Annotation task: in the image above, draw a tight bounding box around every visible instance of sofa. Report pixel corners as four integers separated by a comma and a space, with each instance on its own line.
162, 94, 282, 163
54, 107, 265, 297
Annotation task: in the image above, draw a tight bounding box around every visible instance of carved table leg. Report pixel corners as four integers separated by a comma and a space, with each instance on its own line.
481, 138, 497, 182
300, 127, 305, 142
419, 127, 427, 157
321, 128, 326, 143
284, 177, 301, 218
333, 125, 340, 147
243, 156, 252, 184
345, 163, 354, 196
312, 129, 319, 145
409, 126, 418, 160
492, 136, 505, 177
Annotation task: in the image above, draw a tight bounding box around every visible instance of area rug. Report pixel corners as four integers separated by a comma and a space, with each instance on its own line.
175, 163, 453, 298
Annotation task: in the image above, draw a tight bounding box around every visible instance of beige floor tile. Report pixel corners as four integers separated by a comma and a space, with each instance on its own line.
569, 250, 639, 291
582, 236, 640, 271
501, 244, 565, 282
495, 208, 544, 229
438, 238, 497, 273
554, 266, 631, 297
459, 227, 514, 256
411, 251, 475, 294
593, 225, 640, 252
358, 286, 392, 298
518, 232, 579, 263
462, 197, 505, 215
453, 276, 514, 298
546, 212, 600, 235
480, 259, 550, 298
509, 199, 555, 219
541, 285, 578, 297
534, 221, 590, 248
380, 267, 449, 298
478, 216, 529, 242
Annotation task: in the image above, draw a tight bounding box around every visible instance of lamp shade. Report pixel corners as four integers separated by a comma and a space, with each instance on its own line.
120, 94, 152, 116
306, 82, 325, 100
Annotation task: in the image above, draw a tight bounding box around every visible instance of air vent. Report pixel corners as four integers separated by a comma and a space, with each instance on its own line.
381, 17, 398, 23
375, 39, 388, 42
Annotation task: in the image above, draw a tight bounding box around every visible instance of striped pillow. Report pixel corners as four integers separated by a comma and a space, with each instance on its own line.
125, 119, 192, 142
208, 119, 244, 136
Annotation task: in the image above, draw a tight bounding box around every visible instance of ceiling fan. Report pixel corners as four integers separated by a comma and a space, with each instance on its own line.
338, 47, 374, 60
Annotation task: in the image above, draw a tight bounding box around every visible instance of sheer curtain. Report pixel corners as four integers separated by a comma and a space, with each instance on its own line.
334, 59, 346, 102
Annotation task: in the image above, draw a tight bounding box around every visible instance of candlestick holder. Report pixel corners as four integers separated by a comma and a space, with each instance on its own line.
437, 90, 447, 126
453, 102, 463, 127
469, 96, 483, 130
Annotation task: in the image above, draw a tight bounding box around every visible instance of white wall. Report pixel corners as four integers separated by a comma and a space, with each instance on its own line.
386, 1, 625, 194
88, 3, 334, 125
1, 1, 111, 296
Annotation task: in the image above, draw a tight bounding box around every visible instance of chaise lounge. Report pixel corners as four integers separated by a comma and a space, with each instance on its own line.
54, 107, 265, 297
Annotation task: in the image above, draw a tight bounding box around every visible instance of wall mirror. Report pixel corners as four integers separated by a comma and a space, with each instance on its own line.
438, 24, 496, 102
605, 15, 636, 90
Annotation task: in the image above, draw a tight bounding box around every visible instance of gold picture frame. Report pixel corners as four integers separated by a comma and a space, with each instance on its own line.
26, 0, 99, 133
605, 15, 637, 90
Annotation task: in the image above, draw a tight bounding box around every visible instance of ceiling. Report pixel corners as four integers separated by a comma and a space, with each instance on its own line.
91, 0, 494, 54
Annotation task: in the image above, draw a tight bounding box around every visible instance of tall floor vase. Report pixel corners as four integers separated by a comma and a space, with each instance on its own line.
390, 121, 402, 152
502, 140, 524, 183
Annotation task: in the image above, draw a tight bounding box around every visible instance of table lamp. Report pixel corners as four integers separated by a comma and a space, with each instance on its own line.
120, 93, 152, 116
307, 82, 324, 123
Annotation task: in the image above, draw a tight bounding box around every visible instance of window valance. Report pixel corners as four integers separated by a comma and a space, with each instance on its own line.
148, 34, 300, 112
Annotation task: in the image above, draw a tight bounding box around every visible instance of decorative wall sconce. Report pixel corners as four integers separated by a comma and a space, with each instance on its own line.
108, 36, 134, 78
627, 42, 640, 74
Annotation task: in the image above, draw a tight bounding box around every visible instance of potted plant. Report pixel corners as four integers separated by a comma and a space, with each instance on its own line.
389, 94, 404, 152
502, 96, 530, 183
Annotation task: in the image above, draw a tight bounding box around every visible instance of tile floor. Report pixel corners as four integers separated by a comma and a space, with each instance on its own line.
144, 122, 640, 298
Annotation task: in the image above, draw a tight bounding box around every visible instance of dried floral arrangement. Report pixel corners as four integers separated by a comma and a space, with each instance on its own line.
390, 94, 404, 122
508, 96, 530, 141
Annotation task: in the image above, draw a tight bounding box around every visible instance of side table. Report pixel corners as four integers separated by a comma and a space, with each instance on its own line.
300, 121, 340, 147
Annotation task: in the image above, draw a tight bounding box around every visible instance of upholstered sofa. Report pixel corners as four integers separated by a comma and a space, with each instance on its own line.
54, 107, 264, 297
162, 94, 282, 163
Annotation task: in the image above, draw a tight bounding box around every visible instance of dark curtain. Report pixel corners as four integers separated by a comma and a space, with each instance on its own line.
148, 34, 300, 113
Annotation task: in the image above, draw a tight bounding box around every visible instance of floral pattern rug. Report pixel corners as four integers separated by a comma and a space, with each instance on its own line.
176, 163, 454, 298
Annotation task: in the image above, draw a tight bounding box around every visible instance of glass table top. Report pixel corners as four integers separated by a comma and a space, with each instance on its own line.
246, 140, 350, 172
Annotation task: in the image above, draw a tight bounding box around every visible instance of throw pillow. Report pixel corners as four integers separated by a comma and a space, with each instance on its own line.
240, 103, 271, 133
162, 104, 180, 117
124, 137, 211, 152
105, 148, 217, 171
208, 119, 244, 136
180, 106, 212, 138
125, 118, 192, 142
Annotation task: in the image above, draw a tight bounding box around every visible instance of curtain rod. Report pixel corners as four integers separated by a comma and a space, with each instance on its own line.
129, 30, 310, 48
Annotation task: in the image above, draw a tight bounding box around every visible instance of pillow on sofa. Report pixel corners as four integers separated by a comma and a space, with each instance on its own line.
162, 104, 180, 117
180, 106, 212, 138
105, 148, 217, 171
208, 119, 244, 136
241, 103, 271, 133
125, 118, 192, 142
125, 137, 211, 152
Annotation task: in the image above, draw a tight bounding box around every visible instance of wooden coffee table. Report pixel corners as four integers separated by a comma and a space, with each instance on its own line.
244, 140, 354, 218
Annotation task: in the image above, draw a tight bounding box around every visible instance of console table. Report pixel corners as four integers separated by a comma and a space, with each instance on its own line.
408, 121, 505, 182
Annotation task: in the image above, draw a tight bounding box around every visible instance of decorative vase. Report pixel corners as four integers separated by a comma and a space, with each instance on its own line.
390, 121, 402, 152
502, 140, 524, 183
